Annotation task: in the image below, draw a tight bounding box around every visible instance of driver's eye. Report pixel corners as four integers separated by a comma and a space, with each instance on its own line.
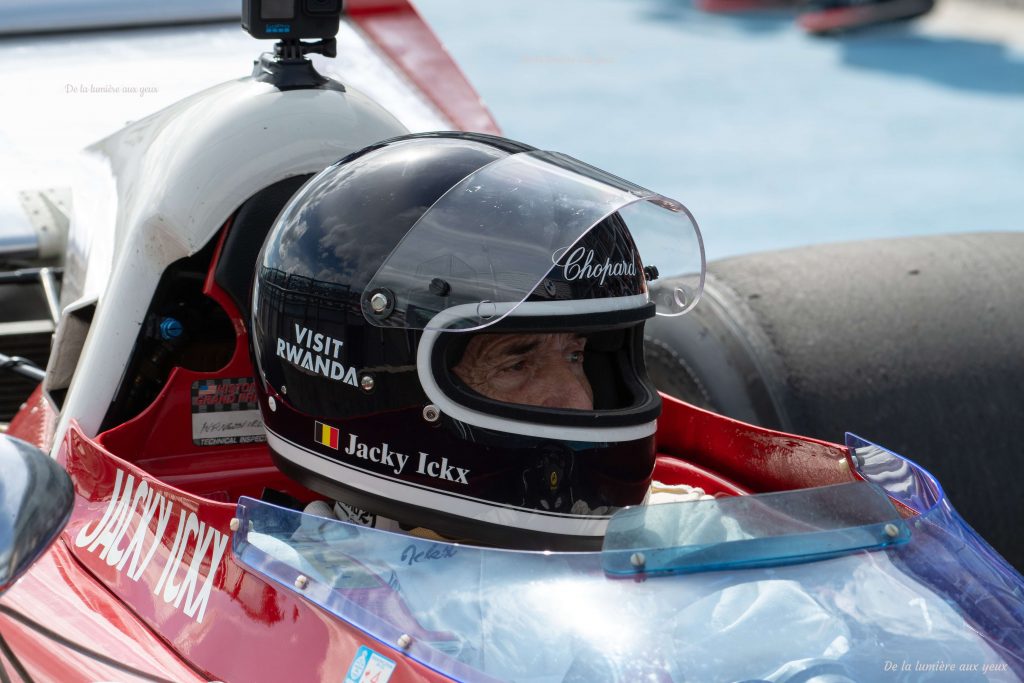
502, 360, 528, 373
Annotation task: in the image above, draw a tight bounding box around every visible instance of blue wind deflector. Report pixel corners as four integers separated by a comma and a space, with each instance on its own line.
845, 433, 943, 513
232, 489, 1019, 682
601, 481, 910, 576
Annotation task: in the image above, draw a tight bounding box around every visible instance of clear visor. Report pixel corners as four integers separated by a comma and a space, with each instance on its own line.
362, 151, 705, 332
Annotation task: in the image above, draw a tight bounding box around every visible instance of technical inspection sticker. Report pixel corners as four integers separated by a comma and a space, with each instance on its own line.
345, 646, 396, 683
190, 377, 266, 446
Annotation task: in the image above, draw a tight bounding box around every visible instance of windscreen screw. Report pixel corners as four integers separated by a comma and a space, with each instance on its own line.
397, 634, 412, 650
423, 404, 441, 423
884, 523, 900, 539
229, 518, 240, 532
369, 291, 390, 313
360, 374, 375, 392
294, 574, 309, 590
281, 385, 287, 395
630, 552, 646, 569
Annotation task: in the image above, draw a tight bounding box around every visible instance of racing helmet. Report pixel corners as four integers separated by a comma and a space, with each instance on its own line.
251, 132, 704, 549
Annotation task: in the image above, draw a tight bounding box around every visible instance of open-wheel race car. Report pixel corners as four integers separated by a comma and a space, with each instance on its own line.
1, 2, 1023, 682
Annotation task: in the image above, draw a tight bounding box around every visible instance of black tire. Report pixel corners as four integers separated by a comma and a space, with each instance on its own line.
645, 232, 1024, 571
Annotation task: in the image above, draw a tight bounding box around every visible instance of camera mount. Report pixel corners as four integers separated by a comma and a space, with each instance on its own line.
251, 42, 345, 91
273, 37, 337, 61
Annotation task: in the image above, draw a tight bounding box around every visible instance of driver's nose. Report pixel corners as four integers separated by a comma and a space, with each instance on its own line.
537, 362, 593, 411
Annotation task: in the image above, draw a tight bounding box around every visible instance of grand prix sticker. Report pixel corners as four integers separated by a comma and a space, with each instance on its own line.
191, 377, 266, 446
73, 468, 229, 623
345, 646, 396, 683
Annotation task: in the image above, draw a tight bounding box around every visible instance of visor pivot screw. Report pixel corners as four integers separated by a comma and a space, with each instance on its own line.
360, 374, 375, 392
369, 291, 390, 314
280, 385, 287, 395
428, 278, 451, 297
884, 523, 900, 539
630, 552, 646, 569
422, 404, 441, 423
397, 634, 412, 650
643, 265, 660, 282
229, 518, 240, 532
268, 396, 277, 412
294, 574, 309, 590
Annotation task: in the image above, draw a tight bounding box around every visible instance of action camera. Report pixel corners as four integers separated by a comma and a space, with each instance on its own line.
242, 0, 343, 41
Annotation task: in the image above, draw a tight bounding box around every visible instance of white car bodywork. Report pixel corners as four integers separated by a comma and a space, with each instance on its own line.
51, 76, 410, 446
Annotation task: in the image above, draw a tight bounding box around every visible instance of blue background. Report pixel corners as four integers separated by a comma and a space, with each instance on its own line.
415, 0, 1024, 260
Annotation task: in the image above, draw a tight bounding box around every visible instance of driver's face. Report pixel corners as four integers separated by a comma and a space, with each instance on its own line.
452, 332, 593, 410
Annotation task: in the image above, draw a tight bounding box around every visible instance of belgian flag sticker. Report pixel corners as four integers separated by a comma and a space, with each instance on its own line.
314, 421, 340, 450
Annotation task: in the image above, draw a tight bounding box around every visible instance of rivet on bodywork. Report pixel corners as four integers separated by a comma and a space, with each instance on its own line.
630, 552, 646, 569
884, 523, 900, 538
268, 396, 277, 412
422, 404, 440, 423
360, 375, 375, 392
294, 574, 309, 590
397, 634, 412, 650
229, 518, 240, 532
